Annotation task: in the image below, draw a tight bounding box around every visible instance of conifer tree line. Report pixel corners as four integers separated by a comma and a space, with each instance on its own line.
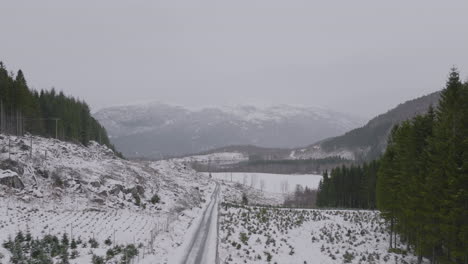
377, 68, 467, 263
0, 61, 116, 151
316, 160, 379, 209
316, 68, 467, 263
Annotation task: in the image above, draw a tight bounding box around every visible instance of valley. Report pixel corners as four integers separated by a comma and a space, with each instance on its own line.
0, 134, 429, 264
1, 13, 467, 262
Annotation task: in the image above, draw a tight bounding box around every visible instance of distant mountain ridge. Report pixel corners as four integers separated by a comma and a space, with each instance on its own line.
94, 103, 364, 158
193, 91, 441, 164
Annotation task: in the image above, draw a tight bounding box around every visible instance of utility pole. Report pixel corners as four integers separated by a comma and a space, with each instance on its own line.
30, 135, 33, 158
54, 118, 58, 139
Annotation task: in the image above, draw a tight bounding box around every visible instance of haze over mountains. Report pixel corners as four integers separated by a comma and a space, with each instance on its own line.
94, 103, 364, 158
187, 91, 442, 166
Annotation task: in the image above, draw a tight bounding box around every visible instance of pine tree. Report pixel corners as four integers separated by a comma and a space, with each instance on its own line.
61, 233, 69, 247
425, 68, 466, 262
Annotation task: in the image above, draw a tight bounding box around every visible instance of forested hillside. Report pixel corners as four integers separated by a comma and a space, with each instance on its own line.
377, 69, 467, 264
293, 91, 441, 161
0, 62, 114, 149
316, 68, 468, 263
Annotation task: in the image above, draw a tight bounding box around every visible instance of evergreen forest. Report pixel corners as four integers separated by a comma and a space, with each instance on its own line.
0, 62, 115, 151
317, 68, 468, 263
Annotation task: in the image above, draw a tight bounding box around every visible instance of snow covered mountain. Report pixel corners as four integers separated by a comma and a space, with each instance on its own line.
94, 103, 364, 158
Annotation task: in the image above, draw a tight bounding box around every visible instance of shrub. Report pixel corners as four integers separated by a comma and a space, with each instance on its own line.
70, 250, 79, 259
121, 244, 139, 264
89, 238, 99, 248
132, 193, 141, 206
239, 233, 249, 245
92, 254, 105, 264
61, 233, 69, 246
343, 251, 354, 263
70, 239, 77, 249
52, 172, 64, 187
242, 193, 248, 205
150, 194, 160, 204
106, 248, 116, 260
104, 237, 112, 246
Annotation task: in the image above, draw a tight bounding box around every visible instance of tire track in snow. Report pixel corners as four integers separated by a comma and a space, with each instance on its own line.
181, 183, 220, 264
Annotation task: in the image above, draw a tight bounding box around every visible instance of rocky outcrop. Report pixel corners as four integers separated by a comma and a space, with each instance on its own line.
110, 184, 125, 195
109, 184, 145, 197
0, 170, 25, 189
0, 159, 24, 175
128, 185, 145, 197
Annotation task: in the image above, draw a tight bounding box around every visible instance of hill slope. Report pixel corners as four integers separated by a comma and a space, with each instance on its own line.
0, 133, 216, 262
0, 62, 113, 149
291, 91, 441, 161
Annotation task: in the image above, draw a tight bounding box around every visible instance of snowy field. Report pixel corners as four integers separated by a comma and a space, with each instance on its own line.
206, 172, 322, 194
219, 205, 429, 264
0, 134, 428, 264
0, 196, 216, 264
175, 152, 248, 165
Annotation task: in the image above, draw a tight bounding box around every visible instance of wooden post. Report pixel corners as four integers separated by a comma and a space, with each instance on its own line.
30, 135, 33, 158
55, 118, 58, 139
8, 136, 11, 160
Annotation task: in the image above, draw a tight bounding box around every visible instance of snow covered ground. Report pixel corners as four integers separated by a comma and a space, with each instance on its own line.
175, 152, 248, 165
0, 133, 428, 264
288, 145, 358, 160
207, 172, 322, 194
0, 134, 217, 263
171, 183, 221, 264
219, 205, 429, 264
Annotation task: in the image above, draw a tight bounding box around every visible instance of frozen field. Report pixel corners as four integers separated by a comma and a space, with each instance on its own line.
206, 172, 322, 193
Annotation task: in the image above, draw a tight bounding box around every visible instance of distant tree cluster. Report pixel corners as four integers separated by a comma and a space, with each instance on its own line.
283, 185, 318, 208
316, 160, 379, 209
0, 62, 117, 151
377, 68, 468, 263
192, 156, 352, 174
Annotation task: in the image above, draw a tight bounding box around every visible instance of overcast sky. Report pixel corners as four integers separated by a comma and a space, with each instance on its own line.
1, 1, 467, 118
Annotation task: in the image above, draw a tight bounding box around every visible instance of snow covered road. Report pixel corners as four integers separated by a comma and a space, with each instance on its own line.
180, 183, 221, 264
